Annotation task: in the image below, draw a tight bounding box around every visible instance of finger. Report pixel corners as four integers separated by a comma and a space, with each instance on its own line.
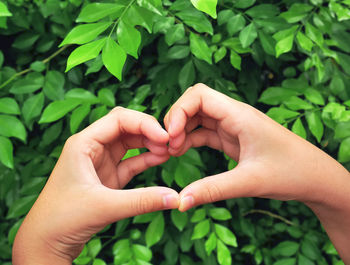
117, 152, 170, 188
178, 164, 259, 211
169, 128, 223, 156
80, 107, 169, 145
97, 186, 179, 222
165, 84, 238, 138
185, 115, 218, 133
108, 135, 169, 164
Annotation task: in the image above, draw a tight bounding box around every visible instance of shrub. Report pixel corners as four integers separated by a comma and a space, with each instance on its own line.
0, 0, 349, 264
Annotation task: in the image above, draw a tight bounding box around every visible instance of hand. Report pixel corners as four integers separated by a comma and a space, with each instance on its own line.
164, 84, 350, 261
13, 107, 179, 265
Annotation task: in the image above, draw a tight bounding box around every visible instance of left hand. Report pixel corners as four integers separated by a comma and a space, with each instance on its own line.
13, 107, 179, 265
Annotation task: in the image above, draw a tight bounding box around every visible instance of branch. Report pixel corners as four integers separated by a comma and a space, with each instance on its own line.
242, 209, 296, 226
0, 45, 70, 89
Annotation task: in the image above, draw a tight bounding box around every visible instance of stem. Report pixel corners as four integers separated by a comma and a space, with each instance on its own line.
108, 0, 136, 38
0, 45, 70, 89
243, 209, 296, 226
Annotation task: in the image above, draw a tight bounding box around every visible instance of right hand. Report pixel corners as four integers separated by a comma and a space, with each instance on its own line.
164, 84, 349, 213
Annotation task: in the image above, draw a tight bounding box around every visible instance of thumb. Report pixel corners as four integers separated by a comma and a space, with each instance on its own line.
178, 164, 260, 211
97, 187, 179, 222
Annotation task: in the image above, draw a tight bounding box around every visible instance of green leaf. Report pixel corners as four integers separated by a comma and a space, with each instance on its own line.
30, 61, 46, 72
239, 23, 257, 48
123, 5, 155, 33
66, 38, 107, 72
22, 92, 45, 127
102, 38, 127, 80
76, 3, 124, 23
304, 88, 325, 105
296, 32, 314, 52
298, 254, 315, 265
70, 104, 90, 134
275, 33, 295, 58
60, 22, 111, 47
133, 212, 157, 224
113, 239, 132, 264
214, 46, 227, 63
273, 258, 296, 265
205, 232, 217, 256
43, 70, 65, 101
273, 241, 299, 257
246, 4, 279, 18
117, 20, 141, 59
165, 24, 185, 46
215, 224, 237, 247
98, 88, 115, 107
218, 10, 234, 25
284, 96, 313, 110
191, 208, 206, 223
217, 240, 232, 265
122, 149, 140, 160
167, 45, 190, 59
258, 30, 276, 56
0, 2, 12, 17
335, 121, 350, 139
234, 0, 255, 9
179, 60, 195, 91
259, 87, 298, 105
338, 137, 350, 163
177, 9, 213, 35
132, 244, 152, 262
292, 118, 307, 139
92, 259, 107, 265
65, 88, 99, 104
171, 209, 188, 231
229, 50, 241, 70
39, 99, 81, 124
0, 115, 26, 142
191, 219, 210, 240
306, 111, 324, 143
227, 14, 245, 36
10, 73, 44, 94
87, 238, 102, 258
189, 32, 212, 64
145, 212, 164, 247
191, 0, 217, 18
305, 23, 324, 46
6, 195, 37, 219
0, 136, 13, 169
300, 239, 320, 260
209, 208, 232, 221
266, 107, 299, 123
0, 97, 20, 115
175, 161, 201, 188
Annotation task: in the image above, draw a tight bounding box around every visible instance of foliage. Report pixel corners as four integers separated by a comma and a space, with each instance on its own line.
0, 0, 349, 264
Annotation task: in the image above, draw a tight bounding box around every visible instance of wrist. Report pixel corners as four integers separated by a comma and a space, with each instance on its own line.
13, 217, 73, 265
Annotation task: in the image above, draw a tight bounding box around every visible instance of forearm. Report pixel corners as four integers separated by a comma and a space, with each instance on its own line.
305, 153, 350, 262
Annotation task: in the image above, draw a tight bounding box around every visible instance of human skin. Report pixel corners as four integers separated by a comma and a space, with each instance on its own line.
12, 107, 179, 265
164, 83, 350, 262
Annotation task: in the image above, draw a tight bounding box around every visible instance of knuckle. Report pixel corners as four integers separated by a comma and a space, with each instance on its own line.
202, 181, 222, 203
111, 106, 124, 113
134, 193, 156, 215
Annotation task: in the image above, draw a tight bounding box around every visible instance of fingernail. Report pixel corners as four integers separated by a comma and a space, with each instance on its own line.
179, 196, 194, 211
163, 194, 178, 209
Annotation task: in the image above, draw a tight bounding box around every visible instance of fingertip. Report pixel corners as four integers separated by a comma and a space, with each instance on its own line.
179, 195, 194, 212
163, 192, 179, 209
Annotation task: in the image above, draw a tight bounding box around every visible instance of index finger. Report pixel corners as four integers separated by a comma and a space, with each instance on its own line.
80, 107, 169, 145
164, 83, 240, 138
